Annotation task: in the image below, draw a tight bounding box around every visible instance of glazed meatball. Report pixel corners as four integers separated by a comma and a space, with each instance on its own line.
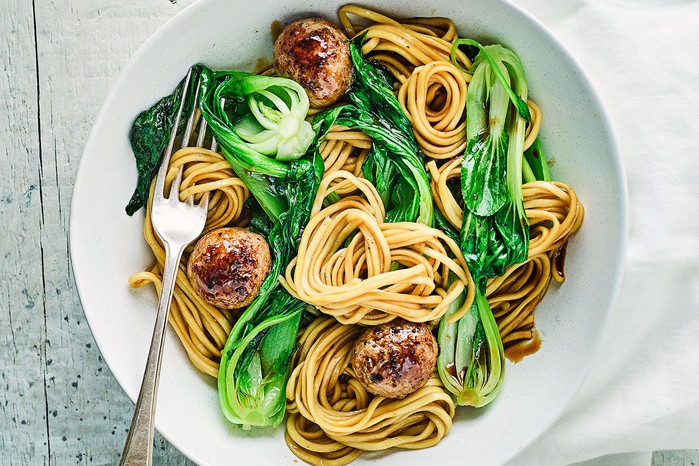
186, 227, 271, 309
274, 17, 353, 107
351, 320, 438, 399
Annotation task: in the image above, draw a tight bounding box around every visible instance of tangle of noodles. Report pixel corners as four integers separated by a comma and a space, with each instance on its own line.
338, 5, 472, 84
523, 181, 584, 260
427, 157, 585, 350
486, 253, 552, 359
426, 156, 464, 230
285, 317, 455, 466
128, 6, 586, 465
281, 170, 475, 325
279, 9, 583, 462
318, 125, 371, 195
397, 60, 467, 160
338, 6, 542, 162
129, 145, 250, 377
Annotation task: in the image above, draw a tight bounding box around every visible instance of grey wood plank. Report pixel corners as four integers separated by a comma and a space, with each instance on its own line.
1, 0, 50, 464
653, 450, 699, 466
25, 0, 193, 464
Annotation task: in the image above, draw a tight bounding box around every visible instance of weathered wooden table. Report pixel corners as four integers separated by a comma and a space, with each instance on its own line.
1, 0, 696, 464
2, 0, 197, 462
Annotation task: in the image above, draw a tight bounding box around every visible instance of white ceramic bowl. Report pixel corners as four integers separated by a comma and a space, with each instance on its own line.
70, 0, 627, 464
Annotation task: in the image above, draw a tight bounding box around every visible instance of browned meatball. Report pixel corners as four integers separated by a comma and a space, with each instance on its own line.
186, 227, 271, 309
274, 17, 353, 107
351, 320, 438, 399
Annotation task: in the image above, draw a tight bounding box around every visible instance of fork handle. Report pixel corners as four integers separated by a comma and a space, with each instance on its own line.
120, 243, 185, 466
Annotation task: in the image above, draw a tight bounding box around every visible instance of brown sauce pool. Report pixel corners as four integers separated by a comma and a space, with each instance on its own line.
504, 331, 543, 363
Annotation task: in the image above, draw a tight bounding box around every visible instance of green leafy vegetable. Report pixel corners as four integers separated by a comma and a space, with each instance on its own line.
310, 35, 434, 226
437, 41, 531, 407
125, 71, 201, 215
460, 60, 510, 217
348, 35, 417, 143
199, 68, 317, 221
524, 136, 551, 183
186, 66, 321, 429
219, 294, 302, 427
437, 291, 504, 407
213, 151, 321, 428
125, 66, 314, 217
218, 72, 315, 161
313, 104, 433, 225
455, 41, 531, 280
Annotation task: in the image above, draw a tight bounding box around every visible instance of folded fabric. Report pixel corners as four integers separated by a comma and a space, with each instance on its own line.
508, 0, 699, 464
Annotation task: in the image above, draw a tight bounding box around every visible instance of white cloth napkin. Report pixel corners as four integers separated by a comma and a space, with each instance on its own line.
507, 0, 699, 464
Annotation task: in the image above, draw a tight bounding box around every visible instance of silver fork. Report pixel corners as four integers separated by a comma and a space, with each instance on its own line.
120, 68, 211, 466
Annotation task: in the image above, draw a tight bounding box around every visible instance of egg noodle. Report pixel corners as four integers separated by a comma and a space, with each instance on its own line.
129, 144, 249, 377
130, 5, 584, 465
428, 156, 584, 355
285, 317, 455, 466
280, 170, 475, 325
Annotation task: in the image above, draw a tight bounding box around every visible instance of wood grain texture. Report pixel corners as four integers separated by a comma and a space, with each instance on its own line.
33, 2, 177, 463
2, 0, 193, 463
0, 0, 696, 464
1, 0, 49, 464
653, 450, 699, 466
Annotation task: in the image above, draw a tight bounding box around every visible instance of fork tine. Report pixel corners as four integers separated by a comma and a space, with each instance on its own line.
169, 166, 184, 201
196, 95, 217, 152
196, 114, 208, 148
180, 81, 201, 149
209, 97, 226, 153
197, 191, 210, 212
154, 68, 193, 199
